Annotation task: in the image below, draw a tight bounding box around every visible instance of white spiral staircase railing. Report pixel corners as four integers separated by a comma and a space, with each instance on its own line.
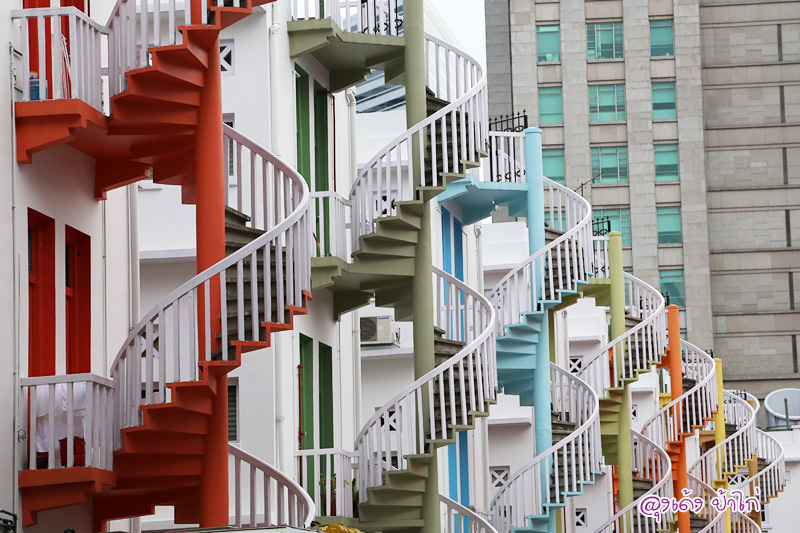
577, 273, 667, 396
110, 125, 311, 435
355, 266, 496, 499
642, 341, 718, 448
440, 494, 498, 533
487, 176, 594, 336
230, 444, 315, 528
489, 364, 601, 533
731, 429, 786, 504
595, 431, 674, 533
690, 392, 757, 491
687, 473, 727, 533
350, 33, 488, 251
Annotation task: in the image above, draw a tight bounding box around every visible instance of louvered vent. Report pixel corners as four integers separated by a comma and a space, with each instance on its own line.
228, 384, 238, 441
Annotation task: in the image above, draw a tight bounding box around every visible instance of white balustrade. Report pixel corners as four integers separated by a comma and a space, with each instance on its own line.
356, 266, 495, 500
592, 236, 609, 278
291, 0, 403, 37
295, 448, 357, 518
487, 132, 525, 183
578, 273, 666, 397
441, 494, 498, 533
731, 511, 762, 533
488, 176, 594, 339
350, 33, 487, 251
690, 392, 757, 489
12, 8, 108, 111
22, 374, 114, 471
731, 429, 785, 504
111, 125, 310, 443
310, 191, 350, 261
594, 431, 674, 533
642, 341, 717, 450
687, 474, 727, 533
490, 364, 601, 533
230, 444, 314, 528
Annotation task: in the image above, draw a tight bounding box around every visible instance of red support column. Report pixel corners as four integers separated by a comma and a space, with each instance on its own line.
667, 305, 690, 533
194, 35, 228, 528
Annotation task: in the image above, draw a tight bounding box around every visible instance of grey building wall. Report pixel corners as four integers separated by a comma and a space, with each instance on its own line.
487, 0, 800, 400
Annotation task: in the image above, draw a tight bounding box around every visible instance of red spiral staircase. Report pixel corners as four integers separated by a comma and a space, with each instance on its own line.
14, 2, 316, 531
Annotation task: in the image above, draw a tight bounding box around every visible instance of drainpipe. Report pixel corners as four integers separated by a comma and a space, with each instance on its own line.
127, 184, 140, 327
346, 88, 357, 191
9, 42, 20, 521
268, 19, 281, 155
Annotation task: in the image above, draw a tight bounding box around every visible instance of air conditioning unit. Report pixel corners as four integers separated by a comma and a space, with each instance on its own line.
360, 316, 396, 345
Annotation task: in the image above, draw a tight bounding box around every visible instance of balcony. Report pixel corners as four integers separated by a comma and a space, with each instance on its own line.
18, 373, 116, 526
288, 0, 406, 91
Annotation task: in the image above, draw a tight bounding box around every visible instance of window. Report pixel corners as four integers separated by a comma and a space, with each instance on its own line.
589, 84, 626, 122
655, 144, 679, 182
543, 149, 565, 184
539, 87, 563, 124
228, 382, 238, 441
575, 508, 587, 527
653, 82, 676, 119
224, 116, 235, 177
28, 210, 56, 378
587, 22, 623, 60
490, 466, 510, 488
591, 146, 628, 184
220, 39, 234, 75
650, 20, 674, 57
593, 208, 631, 246
660, 269, 685, 306
537, 25, 560, 62
657, 206, 682, 244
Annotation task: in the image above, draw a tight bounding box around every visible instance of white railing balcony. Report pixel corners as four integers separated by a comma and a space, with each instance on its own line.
21, 373, 115, 471
230, 444, 315, 528
310, 191, 351, 262
486, 132, 525, 184
291, 0, 404, 37
296, 448, 358, 519
12, 7, 108, 111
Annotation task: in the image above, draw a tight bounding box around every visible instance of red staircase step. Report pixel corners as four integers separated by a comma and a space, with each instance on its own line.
121, 430, 205, 455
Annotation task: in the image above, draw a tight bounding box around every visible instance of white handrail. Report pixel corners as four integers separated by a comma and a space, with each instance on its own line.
488, 176, 595, 338
310, 191, 351, 262
229, 444, 315, 528
594, 431, 674, 533
490, 363, 601, 533
440, 494, 498, 533
577, 272, 667, 397
688, 474, 727, 533
110, 125, 310, 444
350, 33, 487, 251
641, 340, 718, 451
295, 448, 357, 518
355, 266, 496, 500
730, 429, 785, 504
22, 374, 115, 471
731, 511, 762, 533
690, 392, 757, 487
291, 0, 403, 37
12, 8, 107, 110
487, 131, 526, 184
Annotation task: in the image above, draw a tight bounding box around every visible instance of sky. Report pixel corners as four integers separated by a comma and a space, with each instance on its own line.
429, 0, 487, 67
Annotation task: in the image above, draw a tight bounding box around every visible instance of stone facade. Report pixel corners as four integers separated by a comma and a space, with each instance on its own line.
485, 0, 800, 402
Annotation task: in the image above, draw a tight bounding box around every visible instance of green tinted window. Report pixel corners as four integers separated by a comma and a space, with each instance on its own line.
593, 208, 631, 246
587, 22, 623, 60
589, 84, 626, 122
657, 206, 682, 244
660, 269, 685, 306
653, 82, 676, 119
543, 149, 565, 184
539, 87, 563, 124
655, 144, 679, 182
650, 20, 674, 57
537, 25, 560, 62
591, 146, 628, 184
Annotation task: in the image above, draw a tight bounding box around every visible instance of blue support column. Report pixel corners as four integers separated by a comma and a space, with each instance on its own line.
525, 128, 555, 533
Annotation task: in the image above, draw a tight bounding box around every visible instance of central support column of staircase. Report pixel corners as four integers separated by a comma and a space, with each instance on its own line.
190, 13, 229, 525
405, 1, 439, 531
666, 305, 688, 533
609, 232, 634, 511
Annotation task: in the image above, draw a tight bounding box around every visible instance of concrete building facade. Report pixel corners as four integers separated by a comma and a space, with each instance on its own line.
484, 0, 800, 400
